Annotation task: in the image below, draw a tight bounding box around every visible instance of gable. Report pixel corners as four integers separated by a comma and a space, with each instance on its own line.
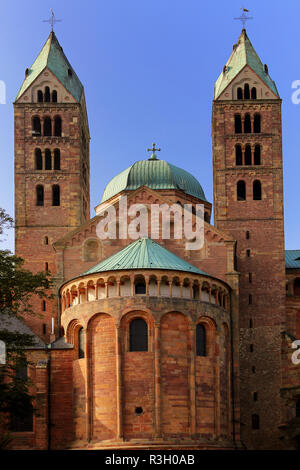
217, 65, 279, 101
16, 67, 77, 104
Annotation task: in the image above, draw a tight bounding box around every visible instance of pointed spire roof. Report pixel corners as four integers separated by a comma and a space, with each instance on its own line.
15, 31, 83, 102
214, 29, 279, 99
83, 238, 209, 276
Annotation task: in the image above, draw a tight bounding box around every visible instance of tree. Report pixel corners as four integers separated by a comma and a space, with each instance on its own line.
0, 208, 52, 448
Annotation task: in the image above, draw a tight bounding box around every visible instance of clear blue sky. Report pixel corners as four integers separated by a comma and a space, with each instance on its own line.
0, 0, 299, 251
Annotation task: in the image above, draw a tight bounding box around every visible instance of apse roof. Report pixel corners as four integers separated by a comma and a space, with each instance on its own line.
83, 238, 209, 276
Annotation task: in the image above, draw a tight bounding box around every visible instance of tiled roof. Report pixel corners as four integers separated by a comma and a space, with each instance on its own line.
214, 29, 279, 99
0, 313, 46, 349
15, 31, 83, 102
83, 238, 209, 276
285, 250, 300, 269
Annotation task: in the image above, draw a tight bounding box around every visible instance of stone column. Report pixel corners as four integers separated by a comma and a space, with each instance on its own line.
215, 331, 221, 438
157, 279, 161, 297
189, 324, 196, 437
84, 328, 92, 441
105, 281, 108, 298
168, 280, 172, 298
116, 323, 123, 440
116, 280, 121, 297
154, 321, 161, 438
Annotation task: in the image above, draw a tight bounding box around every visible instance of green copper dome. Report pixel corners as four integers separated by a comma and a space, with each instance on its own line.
101, 158, 207, 203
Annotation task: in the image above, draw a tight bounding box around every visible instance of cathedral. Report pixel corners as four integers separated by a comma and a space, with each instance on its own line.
4, 26, 300, 450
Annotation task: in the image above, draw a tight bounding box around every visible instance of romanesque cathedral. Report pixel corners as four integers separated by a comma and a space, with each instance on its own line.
6, 26, 300, 449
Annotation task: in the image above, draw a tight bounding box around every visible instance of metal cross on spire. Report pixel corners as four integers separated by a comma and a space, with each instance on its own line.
43, 8, 62, 31
234, 7, 253, 29
147, 143, 161, 160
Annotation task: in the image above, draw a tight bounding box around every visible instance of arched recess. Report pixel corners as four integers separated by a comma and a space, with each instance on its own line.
120, 275, 131, 297
96, 278, 105, 299
83, 238, 100, 262
87, 313, 117, 441
160, 312, 190, 436
195, 316, 217, 435
120, 311, 155, 439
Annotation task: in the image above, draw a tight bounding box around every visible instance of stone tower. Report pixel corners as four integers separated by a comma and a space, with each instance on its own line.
14, 31, 90, 341
212, 29, 286, 449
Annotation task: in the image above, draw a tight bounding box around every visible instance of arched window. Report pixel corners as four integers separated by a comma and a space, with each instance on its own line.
54, 149, 60, 170
245, 144, 252, 165
254, 113, 261, 133
253, 180, 262, 200
52, 90, 57, 103
251, 87, 257, 99
196, 324, 206, 356
54, 116, 62, 137
129, 318, 148, 352
32, 116, 41, 136
237, 181, 246, 201
252, 414, 260, 430
44, 117, 52, 136
45, 149, 52, 170
294, 279, 300, 296
78, 328, 85, 359
10, 403, 33, 433
244, 113, 251, 133
235, 145, 243, 165
192, 284, 199, 299
244, 83, 250, 99
45, 86, 50, 102
52, 185, 60, 206
204, 212, 210, 223
135, 281, 146, 295
44, 236, 49, 245
235, 115, 242, 133
37, 90, 43, 102
254, 145, 261, 165
36, 185, 44, 206
237, 87, 243, 100
35, 148, 42, 170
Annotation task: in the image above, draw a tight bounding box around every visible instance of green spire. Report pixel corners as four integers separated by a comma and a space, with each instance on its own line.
15, 31, 83, 102
214, 29, 279, 99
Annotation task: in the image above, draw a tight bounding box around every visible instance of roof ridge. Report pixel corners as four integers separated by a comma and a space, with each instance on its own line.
81, 237, 209, 277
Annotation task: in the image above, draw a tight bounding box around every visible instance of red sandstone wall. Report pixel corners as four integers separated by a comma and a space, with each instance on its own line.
49, 349, 73, 449
160, 312, 189, 437
90, 314, 117, 440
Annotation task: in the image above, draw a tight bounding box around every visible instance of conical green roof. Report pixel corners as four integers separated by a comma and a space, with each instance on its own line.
83, 238, 208, 276
214, 29, 279, 99
15, 31, 83, 102
101, 159, 207, 203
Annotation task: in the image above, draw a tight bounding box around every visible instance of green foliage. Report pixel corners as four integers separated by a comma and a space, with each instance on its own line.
0, 208, 52, 447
